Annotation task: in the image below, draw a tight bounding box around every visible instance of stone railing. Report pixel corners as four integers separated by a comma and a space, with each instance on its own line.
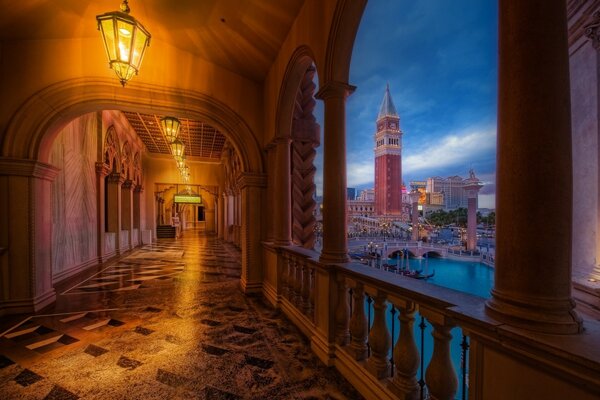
268, 244, 600, 400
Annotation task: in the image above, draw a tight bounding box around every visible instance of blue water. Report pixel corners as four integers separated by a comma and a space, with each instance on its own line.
400, 256, 494, 298
366, 256, 494, 399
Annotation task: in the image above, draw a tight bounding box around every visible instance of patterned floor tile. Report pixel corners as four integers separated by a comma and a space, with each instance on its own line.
14, 368, 44, 386
84, 344, 109, 357
0, 354, 15, 369
116, 356, 142, 370
244, 355, 274, 370
43, 384, 79, 400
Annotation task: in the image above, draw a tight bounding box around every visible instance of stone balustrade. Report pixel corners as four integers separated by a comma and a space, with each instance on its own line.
269, 244, 600, 400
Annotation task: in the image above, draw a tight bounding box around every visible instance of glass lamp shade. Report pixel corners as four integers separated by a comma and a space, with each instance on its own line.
161, 116, 181, 143
97, 1, 151, 86
171, 139, 185, 159
176, 157, 186, 169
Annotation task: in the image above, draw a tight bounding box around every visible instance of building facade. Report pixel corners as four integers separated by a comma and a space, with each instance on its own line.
374, 85, 403, 215
426, 175, 470, 210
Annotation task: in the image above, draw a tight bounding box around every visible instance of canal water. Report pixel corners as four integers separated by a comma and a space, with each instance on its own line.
370, 256, 494, 399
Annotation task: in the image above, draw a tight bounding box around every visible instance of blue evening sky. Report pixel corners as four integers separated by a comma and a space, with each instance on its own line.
314, 0, 498, 209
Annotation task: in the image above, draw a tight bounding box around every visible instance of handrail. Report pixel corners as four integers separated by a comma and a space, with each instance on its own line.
273, 244, 600, 400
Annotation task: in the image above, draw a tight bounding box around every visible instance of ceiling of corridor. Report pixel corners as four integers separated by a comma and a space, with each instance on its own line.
123, 112, 226, 160
0, 0, 305, 81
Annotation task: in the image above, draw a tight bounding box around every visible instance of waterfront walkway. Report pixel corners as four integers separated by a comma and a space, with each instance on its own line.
0, 230, 361, 399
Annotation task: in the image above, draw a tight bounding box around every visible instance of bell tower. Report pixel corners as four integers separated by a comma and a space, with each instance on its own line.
374, 84, 403, 215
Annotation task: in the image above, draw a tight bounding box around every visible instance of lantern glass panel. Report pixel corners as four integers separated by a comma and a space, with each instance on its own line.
99, 18, 117, 60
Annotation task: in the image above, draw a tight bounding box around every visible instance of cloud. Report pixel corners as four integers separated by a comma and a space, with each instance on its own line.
347, 159, 374, 187
403, 127, 496, 174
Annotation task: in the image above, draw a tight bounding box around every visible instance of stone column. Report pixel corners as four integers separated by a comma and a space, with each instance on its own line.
486, 0, 583, 334
106, 172, 123, 255
238, 173, 266, 293
582, 11, 600, 283
316, 81, 355, 264
265, 144, 276, 242
133, 185, 143, 247
273, 137, 292, 245
463, 176, 482, 252
121, 180, 133, 251
217, 192, 224, 239
0, 159, 59, 316
133, 186, 142, 230
95, 162, 110, 263
409, 191, 420, 242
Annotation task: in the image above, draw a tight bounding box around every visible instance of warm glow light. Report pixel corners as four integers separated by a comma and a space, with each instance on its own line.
171, 139, 185, 159
96, 0, 151, 86
161, 116, 181, 143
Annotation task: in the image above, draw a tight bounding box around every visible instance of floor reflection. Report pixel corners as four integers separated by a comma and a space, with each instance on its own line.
0, 231, 361, 399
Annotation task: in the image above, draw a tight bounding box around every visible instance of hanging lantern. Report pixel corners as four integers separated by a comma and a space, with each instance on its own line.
97, 0, 151, 86
171, 139, 185, 159
161, 116, 181, 143
176, 156, 186, 169
180, 165, 190, 177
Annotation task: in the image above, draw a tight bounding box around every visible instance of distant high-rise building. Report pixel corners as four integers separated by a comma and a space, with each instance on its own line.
374, 85, 403, 215
357, 189, 375, 201
346, 188, 356, 200
426, 175, 469, 210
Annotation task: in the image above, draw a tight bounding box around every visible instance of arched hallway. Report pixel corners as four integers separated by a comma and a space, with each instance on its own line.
0, 231, 359, 399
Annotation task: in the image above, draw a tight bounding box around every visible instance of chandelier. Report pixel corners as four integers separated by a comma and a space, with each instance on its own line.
161, 116, 181, 143
97, 0, 151, 86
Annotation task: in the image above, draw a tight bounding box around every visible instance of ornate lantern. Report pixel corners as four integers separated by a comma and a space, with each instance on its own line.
176, 155, 186, 169
171, 139, 185, 159
161, 116, 181, 143
97, 0, 151, 86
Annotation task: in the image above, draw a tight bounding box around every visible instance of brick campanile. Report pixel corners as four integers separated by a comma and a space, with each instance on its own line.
374, 84, 403, 215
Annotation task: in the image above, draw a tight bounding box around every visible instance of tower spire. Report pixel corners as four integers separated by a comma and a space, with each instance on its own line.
378, 83, 399, 120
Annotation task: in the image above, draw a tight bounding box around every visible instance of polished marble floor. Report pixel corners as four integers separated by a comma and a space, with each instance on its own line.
0, 230, 361, 399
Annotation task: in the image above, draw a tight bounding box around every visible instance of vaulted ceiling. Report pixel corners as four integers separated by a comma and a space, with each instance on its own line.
122, 112, 227, 160
0, 0, 305, 81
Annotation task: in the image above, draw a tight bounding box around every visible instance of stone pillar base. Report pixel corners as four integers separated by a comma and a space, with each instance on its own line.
319, 251, 349, 264
486, 289, 583, 334
0, 289, 56, 317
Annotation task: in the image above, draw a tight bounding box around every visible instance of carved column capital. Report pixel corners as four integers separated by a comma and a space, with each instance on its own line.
585, 11, 600, 49
315, 81, 356, 100
122, 179, 134, 190
95, 162, 110, 177
107, 173, 124, 184
134, 185, 144, 193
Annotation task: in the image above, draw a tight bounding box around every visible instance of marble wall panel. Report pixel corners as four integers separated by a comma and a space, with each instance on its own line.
49, 113, 98, 277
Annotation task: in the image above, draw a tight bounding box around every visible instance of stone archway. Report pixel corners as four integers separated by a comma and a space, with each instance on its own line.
0, 78, 266, 315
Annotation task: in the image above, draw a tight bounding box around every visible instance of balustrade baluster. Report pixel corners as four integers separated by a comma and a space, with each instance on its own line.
367, 291, 391, 379
461, 334, 469, 400
367, 295, 373, 357
419, 316, 426, 400
287, 256, 295, 301
425, 318, 458, 400
349, 283, 368, 360
335, 276, 350, 345
390, 303, 420, 400
308, 266, 315, 320
294, 258, 303, 307
301, 263, 311, 315
281, 253, 289, 299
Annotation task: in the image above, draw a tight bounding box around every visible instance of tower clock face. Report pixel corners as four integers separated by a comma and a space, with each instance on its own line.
389, 122, 397, 129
